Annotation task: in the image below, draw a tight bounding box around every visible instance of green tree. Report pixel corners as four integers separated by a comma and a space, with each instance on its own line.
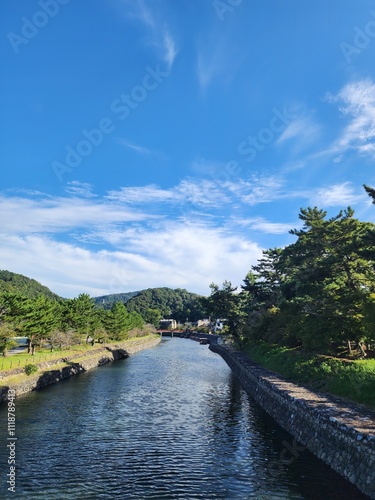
240, 249, 287, 345
143, 308, 162, 327
69, 294, 96, 341
23, 296, 59, 354
364, 184, 375, 202
106, 302, 132, 341
0, 301, 16, 356
126, 288, 205, 322
279, 207, 375, 352
203, 281, 242, 341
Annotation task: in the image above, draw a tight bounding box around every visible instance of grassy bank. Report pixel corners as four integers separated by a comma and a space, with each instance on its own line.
243, 342, 375, 409
0, 334, 157, 372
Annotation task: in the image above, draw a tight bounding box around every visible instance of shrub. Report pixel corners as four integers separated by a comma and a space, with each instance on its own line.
24, 364, 38, 376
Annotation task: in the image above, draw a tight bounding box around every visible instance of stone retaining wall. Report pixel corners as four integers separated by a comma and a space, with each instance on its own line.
0, 336, 161, 403
210, 343, 375, 499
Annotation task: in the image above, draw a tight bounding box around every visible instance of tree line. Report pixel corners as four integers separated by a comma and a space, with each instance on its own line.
203, 185, 375, 356
124, 287, 206, 323
0, 270, 60, 300
0, 293, 144, 356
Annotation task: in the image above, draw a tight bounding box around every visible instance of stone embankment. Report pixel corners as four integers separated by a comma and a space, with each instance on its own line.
0, 336, 161, 403
210, 343, 375, 499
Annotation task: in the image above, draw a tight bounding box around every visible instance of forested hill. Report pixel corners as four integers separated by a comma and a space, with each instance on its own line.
125, 287, 206, 322
0, 270, 61, 300
93, 291, 141, 309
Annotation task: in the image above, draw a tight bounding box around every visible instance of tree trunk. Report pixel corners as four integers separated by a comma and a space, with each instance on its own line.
347, 340, 352, 356
358, 342, 367, 358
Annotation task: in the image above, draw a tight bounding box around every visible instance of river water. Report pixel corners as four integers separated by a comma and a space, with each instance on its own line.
0, 338, 368, 499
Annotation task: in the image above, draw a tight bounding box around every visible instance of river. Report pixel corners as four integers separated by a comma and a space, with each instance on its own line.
0, 338, 367, 499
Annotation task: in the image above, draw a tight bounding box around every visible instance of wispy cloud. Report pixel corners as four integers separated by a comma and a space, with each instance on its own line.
0, 193, 150, 234
1, 177, 370, 298
310, 182, 366, 207
107, 184, 173, 205
277, 116, 321, 152
230, 217, 296, 234
224, 175, 285, 206
64, 181, 96, 198
196, 30, 239, 91
0, 223, 262, 298
107, 179, 231, 208
162, 30, 177, 71
118, 139, 163, 158
326, 78, 375, 159
122, 0, 178, 70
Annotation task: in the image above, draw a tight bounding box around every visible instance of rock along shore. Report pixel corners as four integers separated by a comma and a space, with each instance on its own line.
210, 342, 375, 499
0, 336, 161, 403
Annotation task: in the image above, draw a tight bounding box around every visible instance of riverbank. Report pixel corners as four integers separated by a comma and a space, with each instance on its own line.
0, 335, 161, 403
210, 342, 375, 499
243, 342, 375, 409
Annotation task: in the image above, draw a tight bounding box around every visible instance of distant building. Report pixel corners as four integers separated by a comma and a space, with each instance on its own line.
159, 319, 177, 329
195, 319, 210, 327
214, 319, 227, 332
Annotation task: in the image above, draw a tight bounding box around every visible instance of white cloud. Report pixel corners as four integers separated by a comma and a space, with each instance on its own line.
0, 194, 149, 234
107, 184, 173, 205
122, 0, 178, 70
107, 179, 231, 208
310, 182, 365, 207
231, 217, 295, 234
224, 175, 285, 206
0, 224, 262, 298
162, 30, 177, 71
326, 79, 375, 158
64, 181, 96, 198
117, 139, 164, 158
0, 184, 265, 297
4, 177, 369, 300
277, 116, 321, 151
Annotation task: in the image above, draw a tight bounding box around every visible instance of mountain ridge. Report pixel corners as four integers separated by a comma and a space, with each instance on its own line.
0, 271, 207, 322
0, 270, 61, 301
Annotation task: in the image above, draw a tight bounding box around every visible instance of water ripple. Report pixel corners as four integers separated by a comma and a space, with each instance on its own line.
0, 339, 368, 499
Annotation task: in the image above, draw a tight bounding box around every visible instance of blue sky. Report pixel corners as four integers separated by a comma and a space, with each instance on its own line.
1, 0, 375, 298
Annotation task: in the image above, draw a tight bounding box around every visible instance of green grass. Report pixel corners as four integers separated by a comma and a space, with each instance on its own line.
243, 342, 375, 409
0, 334, 158, 372
0, 344, 95, 371
1, 361, 72, 385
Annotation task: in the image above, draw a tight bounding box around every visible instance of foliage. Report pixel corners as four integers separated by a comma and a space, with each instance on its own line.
0, 286, 145, 354
93, 291, 141, 309
207, 189, 375, 359
142, 308, 162, 327
0, 300, 17, 356
0, 326, 17, 357
104, 302, 144, 341
126, 287, 205, 322
24, 364, 38, 376
0, 270, 61, 300
244, 343, 375, 408
48, 329, 81, 351
201, 281, 244, 341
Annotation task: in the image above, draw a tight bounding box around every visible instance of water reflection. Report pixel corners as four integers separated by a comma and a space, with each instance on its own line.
0, 338, 368, 499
